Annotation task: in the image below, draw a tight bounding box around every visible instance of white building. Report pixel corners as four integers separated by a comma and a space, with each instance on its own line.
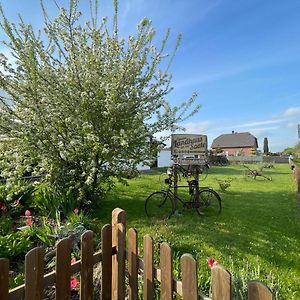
157, 148, 172, 167
136, 162, 150, 171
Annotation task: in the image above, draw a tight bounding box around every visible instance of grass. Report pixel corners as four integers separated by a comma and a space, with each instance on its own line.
91, 164, 300, 299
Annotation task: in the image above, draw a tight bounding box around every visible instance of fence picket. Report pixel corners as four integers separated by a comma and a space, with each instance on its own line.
112, 208, 126, 300
160, 243, 173, 300
55, 237, 72, 300
0, 258, 9, 300
25, 247, 44, 300
181, 254, 198, 300
80, 230, 94, 300
143, 235, 154, 300
211, 265, 231, 300
128, 228, 138, 300
101, 224, 112, 300
248, 281, 273, 300
117, 223, 126, 299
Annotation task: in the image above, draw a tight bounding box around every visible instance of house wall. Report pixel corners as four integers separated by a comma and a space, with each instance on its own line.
158, 149, 172, 167
136, 163, 150, 171
222, 147, 253, 156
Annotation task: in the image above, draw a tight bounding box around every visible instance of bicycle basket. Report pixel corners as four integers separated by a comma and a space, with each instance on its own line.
190, 179, 198, 186
165, 178, 172, 185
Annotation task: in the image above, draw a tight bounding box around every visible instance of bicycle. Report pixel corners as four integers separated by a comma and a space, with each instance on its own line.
145, 174, 222, 219
158, 162, 209, 187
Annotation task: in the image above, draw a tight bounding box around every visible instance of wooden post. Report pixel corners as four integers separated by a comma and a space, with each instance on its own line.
80, 230, 94, 300
56, 238, 72, 300
160, 243, 173, 300
0, 258, 9, 300
101, 224, 112, 300
248, 281, 273, 300
111, 208, 126, 300
143, 235, 154, 300
194, 166, 200, 202
181, 254, 198, 300
296, 167, 300, 193
211, 265, 231, 300
173, 164, 178, 210
25, 247, 45, 300
128, 228, 138, 300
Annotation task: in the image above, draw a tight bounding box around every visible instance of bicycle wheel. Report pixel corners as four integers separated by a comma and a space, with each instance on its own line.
145, 191, 174, 219
196, 189, 222, 216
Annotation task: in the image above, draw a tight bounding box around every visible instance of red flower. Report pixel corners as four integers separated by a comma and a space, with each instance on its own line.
25, 218, 33, 226
71, 258, 76, 265
0, 202, 7, 212
70, 277, 79, 289
25, 210, 31, 217
73, 208, 79, 214
207, 257, 218, 268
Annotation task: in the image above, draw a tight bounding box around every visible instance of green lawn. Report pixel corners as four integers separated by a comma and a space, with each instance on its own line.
91, 164, 300, 299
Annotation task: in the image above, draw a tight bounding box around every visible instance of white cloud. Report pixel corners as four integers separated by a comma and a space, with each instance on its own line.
247, 126, 279, 139
283, 107, 300, 117
287, 122, 298, 128
233, 119, 286, 129
182, 120, 212, 134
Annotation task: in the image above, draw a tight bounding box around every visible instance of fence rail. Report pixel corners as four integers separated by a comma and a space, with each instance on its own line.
1, 208, 273, 300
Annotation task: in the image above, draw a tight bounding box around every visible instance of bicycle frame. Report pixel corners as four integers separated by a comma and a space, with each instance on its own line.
161, 182, 198, 208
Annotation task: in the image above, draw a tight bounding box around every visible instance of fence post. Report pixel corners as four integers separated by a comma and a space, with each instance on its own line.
160, 243, 173, 300
56, 237, 72, 300
0, 258, 9, 300
248, 281, 273, 300
211, 265, 231, 300
181, 254, 198, 300
25, 247, 45, 300
128, 228, 138, 300
80, 230, 94, 300
144, 234, 154, 300
112, 208, 126, 300
101, 224, 112, 300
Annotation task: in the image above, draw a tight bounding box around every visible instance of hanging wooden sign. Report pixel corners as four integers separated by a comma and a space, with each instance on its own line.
171, 134, 207, 156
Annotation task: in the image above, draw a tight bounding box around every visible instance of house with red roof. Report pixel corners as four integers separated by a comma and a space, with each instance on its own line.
211, 131, 258, 156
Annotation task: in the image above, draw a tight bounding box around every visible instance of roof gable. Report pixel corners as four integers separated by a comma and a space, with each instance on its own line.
211, 132, 258, 149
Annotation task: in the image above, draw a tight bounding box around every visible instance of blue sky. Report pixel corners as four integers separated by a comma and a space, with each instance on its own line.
1, 0, 300, 152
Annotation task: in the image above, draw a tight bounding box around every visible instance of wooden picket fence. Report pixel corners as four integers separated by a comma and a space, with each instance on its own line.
0, 208, 273, 300
291, 161, 300, 193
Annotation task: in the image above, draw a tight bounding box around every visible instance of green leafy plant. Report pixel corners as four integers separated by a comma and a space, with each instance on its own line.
31, 183, 80, 218
0, 215, 14, 235
10, 273, 25, 289
0, 181, 36, 217
229, 258, 283, 299
0, 231, 33, 259
216, 178, 233, 192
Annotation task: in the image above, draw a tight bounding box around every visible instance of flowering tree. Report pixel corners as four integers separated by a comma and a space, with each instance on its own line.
0, 0, 200, 206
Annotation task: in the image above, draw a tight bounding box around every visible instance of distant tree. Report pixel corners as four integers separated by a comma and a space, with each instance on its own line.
0, 0, 201, 207
263, 137, 269, 155
283, 142, 300, 157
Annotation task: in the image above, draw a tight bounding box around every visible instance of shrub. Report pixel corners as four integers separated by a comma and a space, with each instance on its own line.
216, 178, 233, 192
